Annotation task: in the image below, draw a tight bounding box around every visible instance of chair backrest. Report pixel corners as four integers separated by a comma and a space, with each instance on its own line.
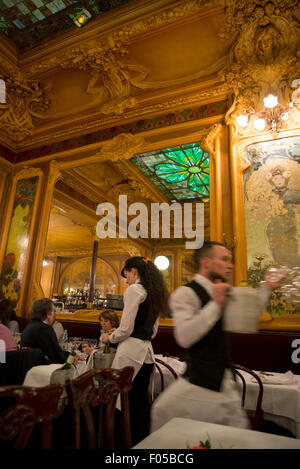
66, 366, 134, 449
0, 349, 48, 385
232, 364, 264, 430
20, 347, 52, 364
0, 383, 64, 448
149, 358, 178, 405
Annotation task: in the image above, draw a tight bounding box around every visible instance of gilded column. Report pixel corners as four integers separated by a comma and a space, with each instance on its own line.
88, 227, 98, 307
228, 124, 247, 286
26, 160, 61, 315
202, 123, 223, 242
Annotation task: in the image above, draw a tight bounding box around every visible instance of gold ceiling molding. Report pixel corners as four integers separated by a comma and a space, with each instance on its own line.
21, 81, 229, 151
29, 36, 227, 120
59, 172, 108, 205
114, 240, 143, 258
13, 166, 43, 180
95, 133, 146, 162
222, 0, 300, 135
110, 0, 220, 44
45, 249, 93, 258
126, 179, 154, 201
27, 0, 219, 76
23, 2, 227, 124
0, 68, 50, 143
113, 161, 156, 202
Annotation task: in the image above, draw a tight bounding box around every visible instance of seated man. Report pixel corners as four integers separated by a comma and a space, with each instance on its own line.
21, 298, 69, 364
150, 241, 283, 432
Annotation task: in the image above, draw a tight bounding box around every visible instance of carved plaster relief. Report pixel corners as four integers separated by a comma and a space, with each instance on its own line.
0, 65, 50, 142
223, 0, 300, 134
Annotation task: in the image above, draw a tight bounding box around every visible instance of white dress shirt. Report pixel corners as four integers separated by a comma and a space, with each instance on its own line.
150, 274, 271, 432
109, 280, 158, 381
170, 274, 271, 348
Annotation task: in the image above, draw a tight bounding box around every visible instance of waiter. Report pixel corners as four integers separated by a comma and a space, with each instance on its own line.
151, 241, 283, 431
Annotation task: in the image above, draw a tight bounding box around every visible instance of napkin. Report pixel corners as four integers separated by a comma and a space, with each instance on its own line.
85, 349, 97, 371
251, 370, 295, 385
23, 364, 64, 387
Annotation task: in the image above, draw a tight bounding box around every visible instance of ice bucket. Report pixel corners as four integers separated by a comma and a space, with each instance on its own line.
93, 349, 116, 369
223, 287, 261, 333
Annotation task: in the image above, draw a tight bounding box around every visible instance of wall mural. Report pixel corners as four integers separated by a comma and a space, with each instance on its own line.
244, 137, 300, 317
0, 176, 39, 305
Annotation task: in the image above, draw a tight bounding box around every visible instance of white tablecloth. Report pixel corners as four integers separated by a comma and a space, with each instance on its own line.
133, 417, 300, 449
236, 370, 300, 438
23, 361, 87, 387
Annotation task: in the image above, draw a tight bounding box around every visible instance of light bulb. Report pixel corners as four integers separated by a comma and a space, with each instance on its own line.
281, 112, 289, 121
154, 256, 169, 270
253, 118, 265, 131
43, 260, 48, 266
263, 94, 278, 109
236, 115, 248, 127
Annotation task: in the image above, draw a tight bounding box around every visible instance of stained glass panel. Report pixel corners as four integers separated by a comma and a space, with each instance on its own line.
131, 142, 209, 201
0, 0, 134, 49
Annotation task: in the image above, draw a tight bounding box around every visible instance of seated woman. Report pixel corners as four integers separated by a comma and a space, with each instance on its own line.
82, 309, 119, 355
0, 299, 18, 351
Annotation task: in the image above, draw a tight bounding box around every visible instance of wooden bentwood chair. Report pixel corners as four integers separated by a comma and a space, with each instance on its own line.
149, 357, 179, 406
66, 366, 134, 449
232, 364, 264, 430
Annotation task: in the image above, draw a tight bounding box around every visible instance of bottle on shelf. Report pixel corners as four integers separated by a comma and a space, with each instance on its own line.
60, 349, 76, 370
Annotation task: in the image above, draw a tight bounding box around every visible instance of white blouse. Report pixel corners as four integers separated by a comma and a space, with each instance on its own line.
109, 280, 159, 380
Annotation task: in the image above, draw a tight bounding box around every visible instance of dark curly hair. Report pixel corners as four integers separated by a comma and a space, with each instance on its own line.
121, 256, 169, 320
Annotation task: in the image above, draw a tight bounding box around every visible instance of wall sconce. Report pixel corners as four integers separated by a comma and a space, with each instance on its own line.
73, 9, 92, 28
236, 94, 292, 137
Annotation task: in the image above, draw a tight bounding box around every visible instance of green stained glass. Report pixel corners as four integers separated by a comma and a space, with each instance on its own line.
131, 142, 209, 201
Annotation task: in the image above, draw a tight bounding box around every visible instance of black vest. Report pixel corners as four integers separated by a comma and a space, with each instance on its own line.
183, 280, 230, 392
131, 297, 156, 341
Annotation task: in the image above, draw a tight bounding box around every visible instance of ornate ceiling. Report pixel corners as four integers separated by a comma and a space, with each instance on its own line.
1, 0, 299, 260
0, 0, 133, 50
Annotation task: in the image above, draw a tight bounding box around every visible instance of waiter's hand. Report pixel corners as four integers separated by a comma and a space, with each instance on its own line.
108, 328, 116, 335
264, 278, 286, 290
101, 333, 110, 343
211, 282, 231, 308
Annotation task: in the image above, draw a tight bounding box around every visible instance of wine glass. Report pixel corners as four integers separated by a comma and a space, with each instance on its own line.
88, 339, 98, 348
69, 337, 82, 351
265, 266, 289, 283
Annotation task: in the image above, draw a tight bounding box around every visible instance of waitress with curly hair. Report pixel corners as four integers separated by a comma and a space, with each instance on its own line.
101, 256, 169, 445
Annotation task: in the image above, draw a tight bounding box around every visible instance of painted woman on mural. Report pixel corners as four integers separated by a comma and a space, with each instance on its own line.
266, 166, 300, 267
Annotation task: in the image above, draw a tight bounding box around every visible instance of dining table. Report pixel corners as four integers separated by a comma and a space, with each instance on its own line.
133, 417, 300, 449
235, 370, 300, 438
